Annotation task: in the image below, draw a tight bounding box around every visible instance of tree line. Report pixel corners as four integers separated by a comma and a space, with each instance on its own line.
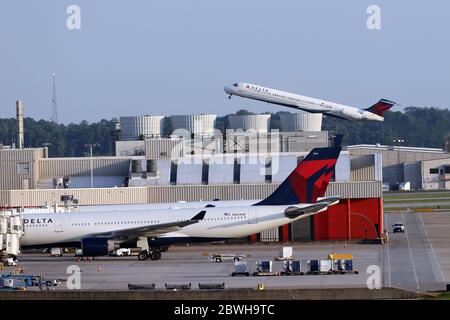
0, 118, 117, 157
0, 107, 448, 157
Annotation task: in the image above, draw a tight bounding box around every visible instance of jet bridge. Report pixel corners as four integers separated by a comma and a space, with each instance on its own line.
0, 209, 24, 258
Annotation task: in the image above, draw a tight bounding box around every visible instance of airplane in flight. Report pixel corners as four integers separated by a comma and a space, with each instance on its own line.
20, 145, 341, 261
224, 82, 396, 121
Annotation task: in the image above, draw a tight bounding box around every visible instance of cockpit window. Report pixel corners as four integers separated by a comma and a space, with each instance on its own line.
232, 83, 238, 87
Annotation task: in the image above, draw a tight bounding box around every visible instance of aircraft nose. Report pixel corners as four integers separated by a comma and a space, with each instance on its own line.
224, 86, 232, 94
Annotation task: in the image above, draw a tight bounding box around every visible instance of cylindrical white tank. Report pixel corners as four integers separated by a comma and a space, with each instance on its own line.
11, 216, 22, 234
279, 113, 322, 132
0, 217, 7, 233
119, 115, 165, 140
6, 233, 20, 255
170, 114, 217, 136
227, 114, 271, 133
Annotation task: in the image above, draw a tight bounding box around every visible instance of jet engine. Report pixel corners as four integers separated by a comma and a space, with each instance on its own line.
81, 238, 120, 256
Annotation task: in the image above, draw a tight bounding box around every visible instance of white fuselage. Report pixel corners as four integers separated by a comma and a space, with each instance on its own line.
28, 197, 331, 214
21, 204, 319, 247
224, 82, 383, 121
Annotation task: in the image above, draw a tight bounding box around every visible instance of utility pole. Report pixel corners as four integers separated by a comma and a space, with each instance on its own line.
51, 73, 58, 123
85, 143, 100, 188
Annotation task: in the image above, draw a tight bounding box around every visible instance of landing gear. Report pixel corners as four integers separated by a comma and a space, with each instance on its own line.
150, 251, 161, 261
137, 249, 162, 261
138, 251, 150, 261
228, 95, 232, 99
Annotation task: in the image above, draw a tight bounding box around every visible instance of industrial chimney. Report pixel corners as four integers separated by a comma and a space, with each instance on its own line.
16, 100, 24, 149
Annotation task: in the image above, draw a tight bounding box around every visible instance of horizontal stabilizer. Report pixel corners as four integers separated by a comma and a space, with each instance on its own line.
284, 203, 329, 219
317, 196, 341, 206
284, 196, 341, 219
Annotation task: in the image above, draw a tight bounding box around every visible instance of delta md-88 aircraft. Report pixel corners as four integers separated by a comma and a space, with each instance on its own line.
21, 146, 341, 261
224, 82, 396, 121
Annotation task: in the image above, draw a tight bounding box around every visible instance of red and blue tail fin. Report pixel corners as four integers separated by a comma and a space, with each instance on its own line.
254, 146, 341, 206
364, 99, 396, 117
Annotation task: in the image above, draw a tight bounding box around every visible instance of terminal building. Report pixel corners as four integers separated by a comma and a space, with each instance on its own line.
348, 144, 450, 190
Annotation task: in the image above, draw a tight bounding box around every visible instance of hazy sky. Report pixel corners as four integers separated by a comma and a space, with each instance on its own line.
1, 1, 449, 123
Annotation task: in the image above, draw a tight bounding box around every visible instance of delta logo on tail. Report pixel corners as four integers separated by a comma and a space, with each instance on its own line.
254, 143, 341, 206
364, 99, 396, 117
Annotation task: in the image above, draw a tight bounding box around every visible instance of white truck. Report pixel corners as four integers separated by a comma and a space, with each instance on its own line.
50, 248, 63, 257
2, 256, 18, 266
109, 248, 131, 257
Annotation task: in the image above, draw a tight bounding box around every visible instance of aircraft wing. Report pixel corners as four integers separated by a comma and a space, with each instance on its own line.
89, 210, 206, 240
284, 197, 340, 219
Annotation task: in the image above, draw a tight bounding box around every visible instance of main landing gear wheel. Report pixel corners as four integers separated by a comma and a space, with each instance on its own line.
150, 251, 161, 261
138, 251, 150, 261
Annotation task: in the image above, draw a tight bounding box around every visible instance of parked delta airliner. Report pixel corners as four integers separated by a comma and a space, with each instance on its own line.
20, 146, 341, 261
224, 82, 396, 121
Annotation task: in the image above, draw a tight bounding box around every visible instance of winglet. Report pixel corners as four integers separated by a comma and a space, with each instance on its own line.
191, 210, 206, 221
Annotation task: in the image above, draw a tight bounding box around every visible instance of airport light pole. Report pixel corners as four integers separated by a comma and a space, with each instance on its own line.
85, 143, 100, 188
392, 139, 405, 184
392, 139, 405, 154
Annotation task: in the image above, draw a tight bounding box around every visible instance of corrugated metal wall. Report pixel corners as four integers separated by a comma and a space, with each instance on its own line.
0, 190, 10, 206
0, 148, 44, 161
313, 198, 382, 240
147, 184, 277, 203
38, 158, 130, 177
0, 162, 37, 190
4, 187, 149, 207
0, 148, 45, 190
350, 154, 375, 181
145, 139, 184, 159
0, 181, 382, 207
325, 181, 382, 198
